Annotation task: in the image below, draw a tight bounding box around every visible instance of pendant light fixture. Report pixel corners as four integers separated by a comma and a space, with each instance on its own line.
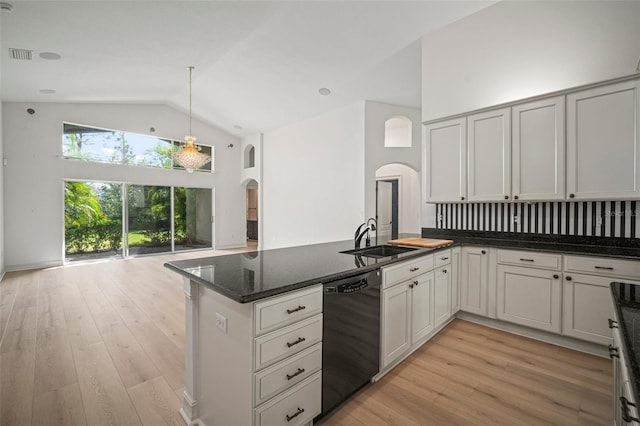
173, 66, 211, 173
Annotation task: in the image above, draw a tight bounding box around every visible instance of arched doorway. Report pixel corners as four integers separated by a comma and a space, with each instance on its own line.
245, 179, 259, 248
375, 163, 420, 239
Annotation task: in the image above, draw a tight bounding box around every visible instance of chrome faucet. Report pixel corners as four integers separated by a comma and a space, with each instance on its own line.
354, 218, 377, 250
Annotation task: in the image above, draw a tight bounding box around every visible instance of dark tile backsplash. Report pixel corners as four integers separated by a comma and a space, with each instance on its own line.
434, 201, 639, 239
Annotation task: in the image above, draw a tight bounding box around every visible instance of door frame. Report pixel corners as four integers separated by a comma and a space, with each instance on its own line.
376, 174, 402, 238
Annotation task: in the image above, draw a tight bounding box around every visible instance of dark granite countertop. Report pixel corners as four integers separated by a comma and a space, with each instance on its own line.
164, 234, 445, 303
610, 282, 640, 407
422, 229, 640, 260
165, 229, 639, 304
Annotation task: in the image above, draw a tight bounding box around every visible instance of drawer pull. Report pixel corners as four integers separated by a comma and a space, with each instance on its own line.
620, 397, 640, 423
441, 257, 449, 261
443, 269, 447, 274
609, 318, 619, 329
286, 305, 306, 315
286, 407, 305, 422
595, 266, 614, 270
608, 344, 619, 359
409, 283, 414, 289
409, 267, 420, 272
286, 337, 306, 348
553, 274, 559, 279
519, 258, 535, 262
286, 368, 306, 381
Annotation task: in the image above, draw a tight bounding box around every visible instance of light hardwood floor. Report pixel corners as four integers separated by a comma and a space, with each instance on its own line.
323, 319, 612, 426
1, 248, 612, 426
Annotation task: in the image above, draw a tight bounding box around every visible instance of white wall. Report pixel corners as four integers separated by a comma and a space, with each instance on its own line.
421, 1, 640, 122
375, 163, 420, 234
363, 101, 422, 231
2, 102, 243, 270
262, 102, 365, 249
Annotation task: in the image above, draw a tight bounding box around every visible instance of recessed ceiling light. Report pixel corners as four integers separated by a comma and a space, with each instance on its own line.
318, 88, 331, 96
233, 124, 243, 130
0, 2, 13, 12
39, 89, 56, 94
39, 52, 61, 61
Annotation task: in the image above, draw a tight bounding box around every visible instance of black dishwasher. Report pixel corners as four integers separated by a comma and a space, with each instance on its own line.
318, 269, 381, 418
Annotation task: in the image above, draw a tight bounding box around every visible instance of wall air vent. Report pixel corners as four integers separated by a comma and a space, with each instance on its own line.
9, 48, 33, 60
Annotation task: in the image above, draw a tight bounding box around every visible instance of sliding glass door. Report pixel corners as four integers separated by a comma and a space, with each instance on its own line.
65, 181, 212, 262
64, 181, 123, 262
174, 187, 212, 251
127, 185, 172, 255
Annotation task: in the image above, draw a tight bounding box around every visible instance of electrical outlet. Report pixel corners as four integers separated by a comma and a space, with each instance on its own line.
595, 217, 603, 226
513, 216, 519, 224
215, 312, 227, 333
437, 214, 443, 222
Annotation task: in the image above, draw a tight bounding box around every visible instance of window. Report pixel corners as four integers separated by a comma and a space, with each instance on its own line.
63, 122, 214, 172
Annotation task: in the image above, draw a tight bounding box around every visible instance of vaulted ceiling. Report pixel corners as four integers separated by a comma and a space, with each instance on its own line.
0, 1, 495, 135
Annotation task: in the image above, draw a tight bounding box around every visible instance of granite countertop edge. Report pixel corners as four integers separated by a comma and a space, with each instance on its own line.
610, 283, 640, 410
164, 245, 440, 303
165, 233, 640, 304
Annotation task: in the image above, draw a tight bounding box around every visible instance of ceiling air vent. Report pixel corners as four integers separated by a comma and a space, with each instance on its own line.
9, 48, 33, 60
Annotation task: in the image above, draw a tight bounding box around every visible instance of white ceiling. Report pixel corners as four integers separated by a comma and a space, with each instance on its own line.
0, 1, 495, 136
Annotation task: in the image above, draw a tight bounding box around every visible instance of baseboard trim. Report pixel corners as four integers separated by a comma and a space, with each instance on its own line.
5, 260, 63, 273
455, 311, 609, 358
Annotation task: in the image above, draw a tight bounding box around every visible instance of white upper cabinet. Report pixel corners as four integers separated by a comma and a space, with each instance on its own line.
512, 96, 565, 201
424, 118, 467, 202
567, 80, 640, 200
467, 108, 511, 202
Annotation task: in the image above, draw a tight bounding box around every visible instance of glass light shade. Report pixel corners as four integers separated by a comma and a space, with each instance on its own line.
173, 135, 211, 173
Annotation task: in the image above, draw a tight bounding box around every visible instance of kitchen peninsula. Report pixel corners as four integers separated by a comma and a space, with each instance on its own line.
164, 236, 439, 426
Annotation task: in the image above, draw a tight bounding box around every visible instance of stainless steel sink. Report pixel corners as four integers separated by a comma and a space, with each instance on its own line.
340, 244, 418, 258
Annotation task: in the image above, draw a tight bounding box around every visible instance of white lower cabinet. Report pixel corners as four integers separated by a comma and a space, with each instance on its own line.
381, 282, 412, 368
563, 255, 640, 345
496, 265, 562, 333
411, 271, 435, 343
451, 247, 461, 313
434, 265, 451, 328
460, 247, 489, 316
183, 283, 323, 426
381, 270, 435, 369
254, 371, 322, 426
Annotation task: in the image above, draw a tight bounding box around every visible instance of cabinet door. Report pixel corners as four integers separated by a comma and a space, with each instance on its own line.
434, 266, 451, 328
562, 273, 627, 345
567, 80, 640, 200
411, 272, 434, 344
451, 248, 461, 313
467, 108, 511, 201
424, 118, 467, 202
381, 283, 411, 369
512, 96, 565, 201
496, 265, 562, 333
460, 247, 488, 316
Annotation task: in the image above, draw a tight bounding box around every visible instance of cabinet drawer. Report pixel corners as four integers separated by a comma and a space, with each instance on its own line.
497, 250, 561, 270
564, 255, 640, 279
254, 371, 321, 426
253, 343, 322, 406
434, 249, 452, 268
254, 315, 323, 371
254, 285, 322, 336
383, 255, 433, 289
